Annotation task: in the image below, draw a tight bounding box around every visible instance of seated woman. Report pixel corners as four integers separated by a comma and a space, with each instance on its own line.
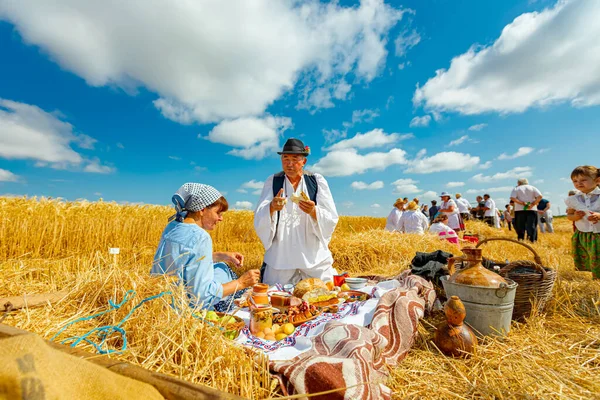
151, 183, 260, 312
398, 201, 430, 234
429, 213, 461, 245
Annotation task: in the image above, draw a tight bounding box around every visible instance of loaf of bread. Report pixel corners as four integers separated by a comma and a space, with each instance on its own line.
292, 278, 327, 298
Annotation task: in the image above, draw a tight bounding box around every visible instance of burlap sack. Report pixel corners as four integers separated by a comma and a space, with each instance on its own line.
0, 334, 163, 400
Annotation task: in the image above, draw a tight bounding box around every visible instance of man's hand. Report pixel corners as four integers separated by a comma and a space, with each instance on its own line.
588, 212, 600, 224
299, 199, 317, 220
270, 188, 286, 215
237, 269, 260, 288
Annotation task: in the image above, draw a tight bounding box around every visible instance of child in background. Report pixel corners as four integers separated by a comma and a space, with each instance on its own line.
504, 204, 513, 231
565, 166, 600, 280
429, 214, 461, 245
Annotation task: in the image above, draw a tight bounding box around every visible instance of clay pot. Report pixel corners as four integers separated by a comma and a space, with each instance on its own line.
433, 296, 477, 358
447, 247, 507, 288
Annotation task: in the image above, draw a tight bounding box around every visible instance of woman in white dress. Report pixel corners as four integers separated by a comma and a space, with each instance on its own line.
438, 192, 464, 232
398, 201, 430, 234
429, 214, 460, 245
385, 198, 405, 232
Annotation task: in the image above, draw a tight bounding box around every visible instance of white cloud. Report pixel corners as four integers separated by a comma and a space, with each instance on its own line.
0, 99, 113, 173
116, 142, 125, 149
414, 0, 600, 115
394, 28, 421, 57
446, 181, 465, 188
0, 1, 410, 123
385, 96, 394, 110
479, 186, 515, 194
168, 156, 181, 161
447, 135, 476, 147
252, 189, 262, 196
409, 115, 431, 127
326, 129, 412, 151
468, 123, 488, 131
311, 148, 408, 177
350, 109, 380, 125
534, 179, 545, 184
233, 201, 253, 210
204, 116, 291, 160
471, 166, 533, 183
391, 178, 420, 194
0, 168, 19, 182
241, 180, 265, 190
94, 192, 102, 196
236, 189, 247, 194
370, 203, 381, 208
420, 191, 438, 201
322, 128, 347, 144
538, 148, 550, 154
342, 201, 354, 208
405, 151, 481, 174
497, 147, 535, 160
351, 181, 384, 190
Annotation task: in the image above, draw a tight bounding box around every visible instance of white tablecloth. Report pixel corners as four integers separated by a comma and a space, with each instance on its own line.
233, 280, 402, 361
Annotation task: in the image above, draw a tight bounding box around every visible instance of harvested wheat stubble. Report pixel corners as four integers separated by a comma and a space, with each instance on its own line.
1, 197, 599, 399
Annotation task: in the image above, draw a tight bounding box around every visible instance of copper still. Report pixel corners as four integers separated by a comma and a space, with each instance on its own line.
447, 247, 507, 288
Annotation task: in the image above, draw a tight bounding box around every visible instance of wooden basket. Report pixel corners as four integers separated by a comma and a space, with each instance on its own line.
476, 238, 557, 321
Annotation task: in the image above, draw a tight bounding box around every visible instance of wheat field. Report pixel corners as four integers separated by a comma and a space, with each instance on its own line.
1, 196, 599, 399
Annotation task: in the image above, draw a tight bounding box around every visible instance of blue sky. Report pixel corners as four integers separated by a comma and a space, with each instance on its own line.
0, 0, 598, 216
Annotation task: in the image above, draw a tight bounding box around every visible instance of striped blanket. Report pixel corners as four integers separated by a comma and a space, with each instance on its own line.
270, 272, 435, 399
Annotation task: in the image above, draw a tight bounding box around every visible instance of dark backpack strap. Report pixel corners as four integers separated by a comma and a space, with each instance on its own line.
272, 171, 285, 233
303, 171, 318, 205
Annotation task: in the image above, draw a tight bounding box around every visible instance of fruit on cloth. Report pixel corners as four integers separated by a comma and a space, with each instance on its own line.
272, 324, 281, 334
255, 331, 265, 339
263, 327, 273, 336
283, 323, 295, 335
265, 334, 276, 341
205, 311, 219, 321
275, 333, 288, 341
293, 278, 327, 298
340, 283, 350, 292
326, 281, 334, 290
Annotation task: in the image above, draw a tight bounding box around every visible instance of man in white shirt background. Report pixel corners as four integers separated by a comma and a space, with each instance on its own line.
455, 193, 472, 221
510, 178, 543, 243
482, 194, 497, 227
254, 138, 339, 285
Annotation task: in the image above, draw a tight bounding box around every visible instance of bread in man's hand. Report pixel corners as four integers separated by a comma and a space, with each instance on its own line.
290, 191, 310, 204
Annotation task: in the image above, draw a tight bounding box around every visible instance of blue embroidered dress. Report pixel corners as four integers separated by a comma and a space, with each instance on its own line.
151, 220, 243, 311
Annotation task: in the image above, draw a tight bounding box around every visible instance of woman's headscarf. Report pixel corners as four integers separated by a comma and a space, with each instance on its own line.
170, 183, 223, 222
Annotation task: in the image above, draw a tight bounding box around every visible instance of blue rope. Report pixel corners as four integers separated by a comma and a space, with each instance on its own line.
51, 290, 173, 354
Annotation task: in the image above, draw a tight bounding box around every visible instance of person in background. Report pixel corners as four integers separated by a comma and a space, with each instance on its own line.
455, 193, 472, 222
402, 197, 409, 210
421, 204, 429, 216
499, 209, 505, 227
471, 196, 486, 220
429, 200, 439, 223
537, 198, 554, 233
482, 194, 497, 227
385, 198, 405, 232
254, 138, 339, 285
504, 204, 513, 231
429, 214, 460, 245
398, 201, 430, 234
152, 183, 260, 312
510, 178, 542, 242
568, 190, 577, 233
438, 192, 464, 232
565, 165, 600, 280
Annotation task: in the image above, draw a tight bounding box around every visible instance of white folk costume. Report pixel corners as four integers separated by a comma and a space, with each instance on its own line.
439, 193, 463, 231
254, 173, 339, 285
385, 208, 403, 232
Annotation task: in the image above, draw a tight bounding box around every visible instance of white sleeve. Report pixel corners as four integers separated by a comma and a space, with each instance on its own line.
253, 175, 277, 251
421, 212, 429, 231
309, 174, 339, 244
533, 187, 542, 197
510, 188, 518, 200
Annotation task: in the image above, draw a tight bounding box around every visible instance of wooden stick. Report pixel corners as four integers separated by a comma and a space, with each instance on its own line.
1, 292, 69, 312
0, 324, 243, 400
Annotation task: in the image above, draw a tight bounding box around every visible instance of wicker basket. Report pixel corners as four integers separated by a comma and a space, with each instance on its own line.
476, 238, 557, 321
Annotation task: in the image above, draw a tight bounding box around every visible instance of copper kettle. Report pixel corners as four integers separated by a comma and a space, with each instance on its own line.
447, 247, 507, 288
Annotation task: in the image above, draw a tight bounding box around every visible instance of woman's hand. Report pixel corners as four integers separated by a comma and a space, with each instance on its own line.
213, 252, 244, 267
588, 212, 600, 224
237, 269, 260, 288
573, 211, 586, 221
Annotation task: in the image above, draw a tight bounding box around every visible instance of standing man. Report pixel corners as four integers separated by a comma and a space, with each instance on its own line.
510, 178, 542, 242
482, 194, 497, 227
254, 138, 339, 285
537, 198, 554, 233
455, 193, 472, 221
429, 200, 439, 223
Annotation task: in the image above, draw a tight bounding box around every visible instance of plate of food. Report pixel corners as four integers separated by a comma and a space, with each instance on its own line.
337, 290, 371, 303
272, 301, 321, 326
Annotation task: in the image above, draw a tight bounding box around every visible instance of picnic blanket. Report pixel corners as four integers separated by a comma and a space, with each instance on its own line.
270, 272, 435, 400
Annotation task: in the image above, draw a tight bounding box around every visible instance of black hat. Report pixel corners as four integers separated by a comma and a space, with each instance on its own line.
277, 138, 310, 156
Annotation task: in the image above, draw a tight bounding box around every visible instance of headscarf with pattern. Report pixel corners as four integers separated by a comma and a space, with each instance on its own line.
169, 183, 223, 222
